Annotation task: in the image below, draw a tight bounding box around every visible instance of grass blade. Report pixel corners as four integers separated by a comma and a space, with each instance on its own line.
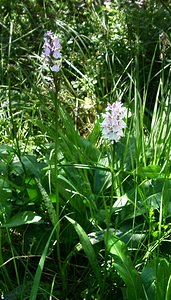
66, 216, 102, 287
29, 224, 57, 300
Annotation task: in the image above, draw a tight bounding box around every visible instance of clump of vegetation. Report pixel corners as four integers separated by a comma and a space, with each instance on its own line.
0, 0, 171, 299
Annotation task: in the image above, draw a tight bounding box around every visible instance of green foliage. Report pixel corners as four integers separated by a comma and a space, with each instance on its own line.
1, 211, 42, 228
29, 224, 58, 300
0, 0, 171, 299
66, 216, 102, 288
141, 258, 171, 300
105, 232, 147, 300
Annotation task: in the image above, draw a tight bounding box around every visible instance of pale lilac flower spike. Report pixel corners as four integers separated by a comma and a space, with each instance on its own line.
42, 30, 62, 72
101, 101, 127, 142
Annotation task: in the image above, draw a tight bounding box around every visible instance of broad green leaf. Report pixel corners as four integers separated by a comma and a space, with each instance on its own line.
21, 155, 41, 178
105, 232, 146, 300
141, 260, 157, 300
141, 258, 171, 300
2, 211, 42, 227
156, 259, 171, 300
137, 165, 162, 179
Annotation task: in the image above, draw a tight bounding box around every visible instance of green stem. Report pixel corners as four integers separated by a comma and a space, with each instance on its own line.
54, 84, 61, 261
109, 142, 115, 224
53, 76, 60, 249
103, 142, 115, 297
53, 74, 66, 297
